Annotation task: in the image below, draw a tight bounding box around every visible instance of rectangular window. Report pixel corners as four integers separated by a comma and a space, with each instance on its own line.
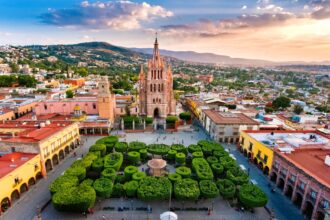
257, 150, 261, 158
249, 142, 253, 151
311, 191, 317, 199
323, 200, 329, 209
241, 137, 245, 145
300, 182, 305, 190
264, 155, 268, 163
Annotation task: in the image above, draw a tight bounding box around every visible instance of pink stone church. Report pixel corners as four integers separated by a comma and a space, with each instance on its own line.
139, 37, 176, 118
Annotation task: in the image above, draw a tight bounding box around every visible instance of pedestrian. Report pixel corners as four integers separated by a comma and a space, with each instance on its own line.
81, 154, 84, 158
102, 215, 106, 220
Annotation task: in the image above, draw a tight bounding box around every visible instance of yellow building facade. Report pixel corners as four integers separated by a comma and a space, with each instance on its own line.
239, 131, 274, 175
0, 153, 42, 215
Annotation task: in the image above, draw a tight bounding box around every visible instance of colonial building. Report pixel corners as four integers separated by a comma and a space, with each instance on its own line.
139, 37, 176, 118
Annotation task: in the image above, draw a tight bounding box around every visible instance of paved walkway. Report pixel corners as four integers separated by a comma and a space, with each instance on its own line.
0, 136, 101, 220
223, 144, 304, 220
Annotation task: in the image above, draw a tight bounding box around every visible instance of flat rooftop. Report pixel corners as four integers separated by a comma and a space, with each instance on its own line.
0, 152, 38, 178
245, 130, 330, 149
275, 148, 330, 189
0, 120, 74, 143
203, 109, 259, 125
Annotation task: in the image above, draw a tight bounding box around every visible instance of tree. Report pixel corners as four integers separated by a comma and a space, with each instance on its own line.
66, 90, 74, 98
272, 96, 291, 110
265, 107, 274, 113
293, 105, 303, 115
9, 62, 19, 73
17, 75, 37, 87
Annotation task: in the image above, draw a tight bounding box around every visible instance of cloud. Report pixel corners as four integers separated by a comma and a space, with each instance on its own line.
241, 5, 247, 10
39, 1, 173, 30
310, 1, 330, 19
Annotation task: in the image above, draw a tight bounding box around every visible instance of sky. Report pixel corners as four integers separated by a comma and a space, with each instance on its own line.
0, 0, 329, 62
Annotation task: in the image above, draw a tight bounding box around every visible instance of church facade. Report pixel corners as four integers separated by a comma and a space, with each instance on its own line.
139, 38, 176, 118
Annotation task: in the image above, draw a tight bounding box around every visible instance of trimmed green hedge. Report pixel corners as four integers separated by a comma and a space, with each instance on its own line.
198, 140, 224, 156
188, 144, 201, 153
139, 149, 148, 160
211, 163, 224, 176
199, 180, 219, 198
122, 116, 140, 125
168, 150, 177, 160
226, 167, 249, 185
145, 117, 153, 124
71, 153, 97, 169
64, 166, 86, 182
179, 112, 191, 121
124, 180, 139, 197
132, 172, 147, 182
192, 158, 214, 180
174, 178, 200, 201
137, 177, 172, 201
80, 179, 94, 187
216, 179, 236, 199
89, 144, 106, 156
175, 153, 186, 165
128, 141, 146, 151
192, 151, 204, 158
52, 185, 96, 212
213, 150, 229, 159
239, 184, 268, 208
49, 175, 79, 195
124, 166, 139, 180
104, 152, 123, 171
168, 173, 182, 183
101, 168, 117, 181
176, 166, 191, 178
166, 116, 178, 124
207, 156, 218, 164
96, 136, 118, 153
93, 178, 114, 198
171, 144, 187, 154
114, 142, 127, 153
147, 144, 170, 155
220, 156, 238, 171
111, 183, 124, 198
92, 158, 104, 172
128, 151, 140, 164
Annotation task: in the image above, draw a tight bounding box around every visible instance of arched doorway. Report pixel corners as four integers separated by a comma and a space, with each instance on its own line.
258, 162, 264, 170
294, 192, 303, 208
303, 201, 314, 220
45, 159, 52, 172
285, 185, 293, 199
243, 149, 247, 157
248, 152, 252, 159
253, 158, 258, 165
19, 183, 28, 194
70, 143, 74, 150
52, 154, 59, 166
270, 172, 277, 182
10, 190, 20, 204
264, 166, 270, 175
28, 177, 36, 186
277, 178, 285, 190
36, 172, 43, 181
1, 198, 10, 213
65, 146, 70, 154
316, 211, 325, 220
153, 108, 160, 118
59, 150, 64, 160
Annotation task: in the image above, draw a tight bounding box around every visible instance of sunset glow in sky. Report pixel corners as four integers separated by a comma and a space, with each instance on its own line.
0, 0, 329, 62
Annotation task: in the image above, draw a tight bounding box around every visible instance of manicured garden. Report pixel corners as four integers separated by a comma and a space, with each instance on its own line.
49, 136, 268, 213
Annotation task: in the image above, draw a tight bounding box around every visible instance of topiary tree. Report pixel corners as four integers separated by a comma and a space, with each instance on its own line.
199, 180, 219, 199
111, 183, 124, 198
168, 173, 182, 183
207, 156, 218, 164
91, 158, 104, 172
220, 156, 237, 171
89, 144, 106, 156
124, 180, 139, 197
93, 178, 113, 198
147, 144, 170, 155
139, 149, 148, 160
132, 172, 147, 182
52, 185, 96, 212
80, 179, 94, 187
114, 142, 127, 153
192, 158, 214, 180
101, 168, 117, 181
171, 144, 187, 154
64, 166, 86, 182
179, 112, 191, 121
175, 152, 186, 165
226, 167, 249, 185
49, 175, 79, 195
137, 177, 172, 201
213, 150, 229, 159
127, 151, 140, 165
168, 149, 177, 161
175, 166, 191, 178
96, 136, 118, 153
128, 141, 146, 152
188, 144, 201, 153
192, 151, 204, 158
174, 178, 200, 201
211, 163, 224, 176
124, 166, 139, 180
104, 152, 123, 171
216, 179, 236, 199
239, 184, 268, 208
145, 117, 153, 124
166, 116, 178, 124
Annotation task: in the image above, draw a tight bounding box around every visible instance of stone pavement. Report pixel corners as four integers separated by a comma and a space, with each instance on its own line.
0, 136, 101, 220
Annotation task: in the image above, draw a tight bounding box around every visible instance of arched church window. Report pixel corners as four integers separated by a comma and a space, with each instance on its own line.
154, 84, 156, 92
150, 84, 153, 92
161, 84, 164, 92
158, 84, 161, 92
160, 70, 162, 79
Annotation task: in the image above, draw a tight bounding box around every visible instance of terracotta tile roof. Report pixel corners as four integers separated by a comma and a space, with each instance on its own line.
275, 148, 330, 188
0, 152, 38, 178
203, 110, 259, 125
